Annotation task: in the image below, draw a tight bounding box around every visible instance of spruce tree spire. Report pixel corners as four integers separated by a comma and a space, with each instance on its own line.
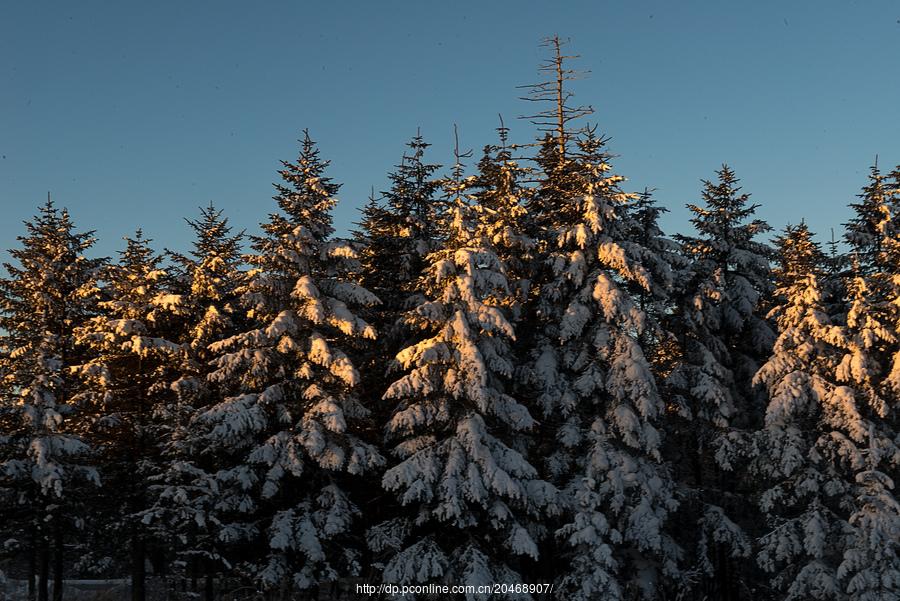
355, 130, 442, 316
844, 162, 894, 277
272, 129, 338, 243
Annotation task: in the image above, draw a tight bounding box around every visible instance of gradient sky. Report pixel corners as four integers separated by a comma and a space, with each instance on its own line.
2, 1, 899, 263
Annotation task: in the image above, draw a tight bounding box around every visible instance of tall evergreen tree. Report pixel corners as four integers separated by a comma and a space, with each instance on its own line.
664, 165, 774, 600
143, 205, 247, 600
834, 165, 900, 600
73, 231, 185, 601
753, 221, 900, 600
354, 135, 444, 511
0, 200, 103, 601
356, 133, 443, 323
200, 132, 382, 594
752, 223, 847, 599
844, 163, 895, 277
526, 128, 681, 600
470, 121, 535, 320
670, 165, 774, 429
618, 188, 683, 383
370, 147, 558, 592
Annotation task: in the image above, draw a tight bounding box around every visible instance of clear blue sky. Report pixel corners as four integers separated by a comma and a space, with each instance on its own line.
2, 1, 899, 262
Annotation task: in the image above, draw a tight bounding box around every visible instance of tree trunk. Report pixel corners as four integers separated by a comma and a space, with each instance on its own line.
716, 543, 733, 601
191, 555, 198, 591
131, 536, 146, 601
52, 524, 63, 601
37, 538, 49, 601
27, 532, 36, 601
204, 572, 214, 601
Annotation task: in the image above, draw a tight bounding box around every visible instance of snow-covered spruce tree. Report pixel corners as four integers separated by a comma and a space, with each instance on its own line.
662, 165, 773, 600
833, 165, 900, 600
883, 163, 900, 396
0, 200, 103, 601
469, 122, 535, 320
844, 163, 895, 278
752, 221, 900, 600
840, 468, 900, 601
72, 231, 185, 601
369, 146, 557, 597
751, 223, 848, 599
842, 162, 900, 399
143, 204, 247, 600
670, 164, 774, 430
617, 189, 683, 388
526, 127, 681, 600
201, 131, 382, 595
355, 132, 443, 326
621, 188, 680, 314
353, 134, 443, 499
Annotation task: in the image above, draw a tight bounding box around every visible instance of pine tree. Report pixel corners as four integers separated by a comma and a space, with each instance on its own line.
0, 200, 103, 601
353, 135, 444, 510
73, 231, 185, 601
844, 163, 895, 277
840, 467, 900, 601
751, 223, 844, 598
143, 204, 246, 599
201, 131, 382, 594
356, 132, 443, 323
370, 145, 558, 593
834, 165, 900, 600
470, 120, 535, 320
753, 222, 900, 600
663, 165, 774, 600
618, 188, 683, 383
671, 164, 774, 429
526, 128, 681, 600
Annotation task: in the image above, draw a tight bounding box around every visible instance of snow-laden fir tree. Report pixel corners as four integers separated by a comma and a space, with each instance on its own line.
200, 131, 382, 594
143, 204, 247, 600
617, 189, 683, 387
0, 200, 103, 601
670, 164, 774, 430
833, 166, 900, 600
661, 165, 774, 600
842, 163, 900, 403
751, 223, 848, 599
353, 134, 443, 480
620, 189, 680, 316
752, 221, 900, 600
525, 128, 681, 600
356, 132, 442, 324
72, 231, 186, 601
469, 121, 535, 320
370, 147, 557, 598
844, 163, 896, 278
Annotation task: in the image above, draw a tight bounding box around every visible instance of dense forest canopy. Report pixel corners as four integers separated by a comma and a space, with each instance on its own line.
1, 37, 898, 601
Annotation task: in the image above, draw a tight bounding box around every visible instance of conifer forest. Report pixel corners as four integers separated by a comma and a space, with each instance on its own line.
1, 35, 899, 601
